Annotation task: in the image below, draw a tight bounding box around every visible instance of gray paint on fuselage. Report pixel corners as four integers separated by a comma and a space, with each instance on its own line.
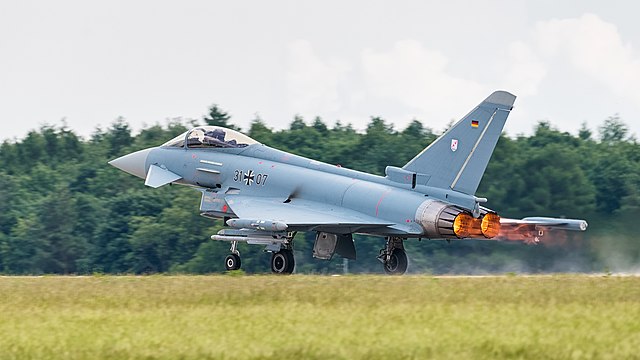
145, 144, 439, 231
109, 91, 590, 254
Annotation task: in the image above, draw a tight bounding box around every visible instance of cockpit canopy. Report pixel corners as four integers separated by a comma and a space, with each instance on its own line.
162, 126, 260, 149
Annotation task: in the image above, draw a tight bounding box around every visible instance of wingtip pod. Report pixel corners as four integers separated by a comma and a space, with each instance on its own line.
484, 91, 517, 109
521, 217, 589, 232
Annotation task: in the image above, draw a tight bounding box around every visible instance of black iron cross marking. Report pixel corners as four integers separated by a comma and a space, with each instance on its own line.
243, 170, 255, 186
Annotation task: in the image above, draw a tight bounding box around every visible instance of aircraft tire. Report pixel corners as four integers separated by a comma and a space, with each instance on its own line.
383, 248, 408, 275
271, 249, 295, 274
225, 254, 241, 271
284, 249, 295, 273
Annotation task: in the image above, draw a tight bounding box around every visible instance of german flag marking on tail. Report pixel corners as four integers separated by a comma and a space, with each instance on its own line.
471, 120, 479, 128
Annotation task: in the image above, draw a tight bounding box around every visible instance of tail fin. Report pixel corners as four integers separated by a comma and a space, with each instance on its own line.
403, 91, 516, 195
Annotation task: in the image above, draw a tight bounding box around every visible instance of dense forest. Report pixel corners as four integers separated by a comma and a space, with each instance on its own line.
0, 105, 638, 275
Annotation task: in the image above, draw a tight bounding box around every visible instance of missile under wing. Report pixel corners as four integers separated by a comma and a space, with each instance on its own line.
109, 91, 588, 275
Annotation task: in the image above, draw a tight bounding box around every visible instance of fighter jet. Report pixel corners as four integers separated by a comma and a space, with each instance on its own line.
109, 91, 587, 274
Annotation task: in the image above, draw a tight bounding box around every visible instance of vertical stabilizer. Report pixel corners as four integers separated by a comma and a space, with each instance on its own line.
403, 91, 516, 195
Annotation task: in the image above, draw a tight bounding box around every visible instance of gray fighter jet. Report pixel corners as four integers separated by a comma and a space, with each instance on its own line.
109, 91, 588, 274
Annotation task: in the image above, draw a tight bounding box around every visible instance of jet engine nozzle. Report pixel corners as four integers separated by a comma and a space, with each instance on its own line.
481, 213, 501, 238
416, 200, 501, 239
453, 213, 474, 238
452, 212, 501, 239
415, 200, 468, 239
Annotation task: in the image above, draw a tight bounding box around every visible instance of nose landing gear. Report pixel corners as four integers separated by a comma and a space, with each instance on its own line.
224, 253, 241, 271
224, 241, 242, 271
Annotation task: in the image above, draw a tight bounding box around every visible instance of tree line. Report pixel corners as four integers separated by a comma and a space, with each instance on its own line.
0, 105, 638, 274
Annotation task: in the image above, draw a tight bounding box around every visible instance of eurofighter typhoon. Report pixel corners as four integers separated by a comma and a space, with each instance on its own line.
109, 91, 588, 274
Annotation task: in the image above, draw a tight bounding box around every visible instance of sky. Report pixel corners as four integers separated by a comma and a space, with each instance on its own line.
1, 0, 639, 141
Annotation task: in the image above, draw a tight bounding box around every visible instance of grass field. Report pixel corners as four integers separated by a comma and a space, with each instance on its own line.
0, 275, 639, 359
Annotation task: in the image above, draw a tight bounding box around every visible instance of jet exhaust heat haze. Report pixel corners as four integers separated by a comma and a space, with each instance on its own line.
109, 91, 588, 274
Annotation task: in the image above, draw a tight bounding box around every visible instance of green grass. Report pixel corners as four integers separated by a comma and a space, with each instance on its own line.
0, 275, 639, 359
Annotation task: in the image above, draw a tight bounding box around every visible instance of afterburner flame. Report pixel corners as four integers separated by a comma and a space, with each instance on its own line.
452, 213, 483, 238
481, 213, 501, 238
453, 213, 473, 238
454, 212, 501, 239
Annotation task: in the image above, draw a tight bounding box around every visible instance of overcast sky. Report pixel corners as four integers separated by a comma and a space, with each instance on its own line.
1, 0, 639, 142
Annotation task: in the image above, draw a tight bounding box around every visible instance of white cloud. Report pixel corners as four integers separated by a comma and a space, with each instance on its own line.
533, 13, 640, 104
361, 40, 486, 120
285, 40, 350, 115
503, 41, 547, 97
281, 14, 640, 135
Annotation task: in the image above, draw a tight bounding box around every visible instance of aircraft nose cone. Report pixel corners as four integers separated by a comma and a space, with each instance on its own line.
108, 148, 154, 179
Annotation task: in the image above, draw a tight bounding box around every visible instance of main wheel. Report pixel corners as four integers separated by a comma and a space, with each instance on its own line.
271, 249, 295, 274
383, 248, 408, 275
224, 254, 241, 271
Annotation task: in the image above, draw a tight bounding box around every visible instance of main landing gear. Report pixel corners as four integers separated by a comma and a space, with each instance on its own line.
270, 248, 295, 274
378, 237, 408, 275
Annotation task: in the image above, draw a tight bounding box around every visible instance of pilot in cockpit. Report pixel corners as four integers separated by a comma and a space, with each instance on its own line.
203, 129, 230, 147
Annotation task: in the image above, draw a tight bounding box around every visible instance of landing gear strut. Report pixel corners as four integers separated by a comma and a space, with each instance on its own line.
378, 237, 408, 275
224, 241, 241, 271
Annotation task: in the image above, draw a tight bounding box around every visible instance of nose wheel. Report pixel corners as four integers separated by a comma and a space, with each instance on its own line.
224, 254, 241, 271
271, 249, 295, 274
224, 241, 242, 271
